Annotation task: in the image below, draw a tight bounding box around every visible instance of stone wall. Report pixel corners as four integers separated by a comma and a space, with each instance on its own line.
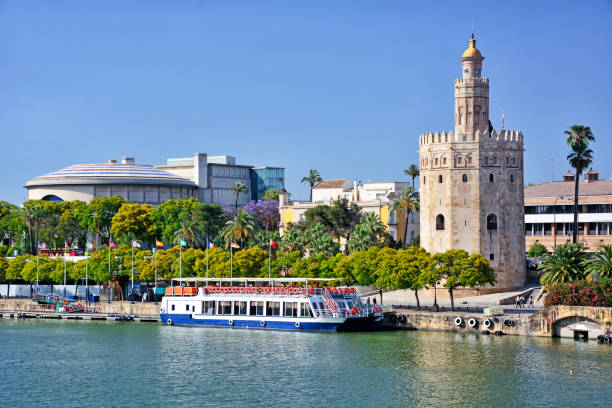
0, 299, 160, 316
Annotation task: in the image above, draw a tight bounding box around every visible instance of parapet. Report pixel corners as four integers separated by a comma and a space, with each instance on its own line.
454, 77, 489, 86
419, 128, 523, 146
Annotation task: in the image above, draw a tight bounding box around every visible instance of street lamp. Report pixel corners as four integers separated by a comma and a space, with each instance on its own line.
553, 196, 564, 249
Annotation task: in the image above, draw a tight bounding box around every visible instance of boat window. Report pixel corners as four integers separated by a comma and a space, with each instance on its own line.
203, 301, 215, 315
283, 302, 298, 317
192, 305, 195, 313
217, 301, 232, 315
266, 301, 281, 316
250, 301, 264, 316
301, 303, 313, 317
336, 301, 346, 310
171, 304, 175, 311
318, 302, 326, 310
185, 304, 190, 312
234, 301, 248, 315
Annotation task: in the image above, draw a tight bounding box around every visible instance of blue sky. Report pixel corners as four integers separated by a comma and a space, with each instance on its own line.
1, 0, 611, 203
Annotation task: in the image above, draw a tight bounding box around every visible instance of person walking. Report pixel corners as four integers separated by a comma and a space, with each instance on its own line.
515, 296, 520, 309
528, 296, 534, 308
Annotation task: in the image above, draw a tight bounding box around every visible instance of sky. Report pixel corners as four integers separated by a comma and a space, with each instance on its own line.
1, 0, 611, 204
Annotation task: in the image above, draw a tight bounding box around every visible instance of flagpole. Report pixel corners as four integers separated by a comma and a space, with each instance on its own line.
63, 244, 67, 298
36, 245, 39, 297
179, 242, 182, 280
131, 244, 134, 304
85, 247, 89, 304
154, 247, 158, 305
206, 237, 209, 281
108, 237, 111, 304
230, 245, 233, 282
268, 235, 272, 282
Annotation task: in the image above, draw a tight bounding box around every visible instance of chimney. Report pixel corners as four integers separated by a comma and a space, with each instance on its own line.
279, 188, 290, 207
122, 157, 135, 164
584, 168, 599, 183
108, 159, 117, 164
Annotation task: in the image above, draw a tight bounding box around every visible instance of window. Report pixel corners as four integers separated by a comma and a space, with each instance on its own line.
512, 157, 516, 165
458, 156, 463, 165
186, 304, 190, 312
423, 176, 426, 184
218, 301, 232, 315
250, 301, 264, 316
438, 175, 443, 183
435, 158, 439, 166
171, 304, 175, 311
266, 302, 281, 316
489, 174, 494, 182
487, 214, 497, 230
203, 301, 215, 315
301, 303, 313, 317
436, 214, 445, 230
493, 156, 498, 165
485, 157, 489, 165
234, 301, 248, 315
468, 156, 473, 164
510, 174, 514, 183
462, 174, 468, 182
489, 253, 494, 261
443, 157, 447, 165
284, 302, 298, 317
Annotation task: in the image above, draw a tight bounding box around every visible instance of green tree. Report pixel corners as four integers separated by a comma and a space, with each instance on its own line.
110, 203, 155, 244
192, 203, 227, 246
328, 198, 361, 246
221, 211, 257, 248
430, 249, 474, 311
527, 241, 548, 258
388, 186, 420, 248
0, 201, 24, 249
585, 244, 612, 280
173, 218, 204, 248
404, 164, 420, 187
81, 196, 125, 247
347, 213, 386, 253
311, 234, 340, 257
539, 243, 588, 287
0, 257, 8, 282
228, 181, 248, 210
280, 228, 305, 254
150, 198, 200, 245
301, 169, 322, 202
565, 125, 594, 243
58, 201, 88, 248
263, 189, 280, 201
20, 200, 47, 254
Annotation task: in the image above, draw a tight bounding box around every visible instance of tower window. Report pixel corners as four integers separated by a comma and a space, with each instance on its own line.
435, 158, 439, 166
493, 156, 498, 165
512, 157, 516, 165
485, 157, 489, 165
489, 253, 494, 261
489, 174, 494, 182
423, 176, 426, 184
510, 174, 514, 183
468, 156, 473, 164
443, 157, 447, 165
436, 214, 445, 231
458, 156, 463, 165
438, 175, 443, 183
487, 214, 498, 230
462, 174, 468, 182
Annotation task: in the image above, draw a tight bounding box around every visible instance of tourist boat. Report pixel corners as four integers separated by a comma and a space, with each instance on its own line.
160, 278, 383, 332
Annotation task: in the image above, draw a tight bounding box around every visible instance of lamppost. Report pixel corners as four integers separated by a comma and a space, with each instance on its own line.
553, 196, 564, 249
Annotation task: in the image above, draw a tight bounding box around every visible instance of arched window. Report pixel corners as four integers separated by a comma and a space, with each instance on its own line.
489, 174, 494, 182
423, 176, 426, 185
493, 156, 498, 165
485, 157, 489, 165
458, 156, 463, 165
443, 157, 447, 165
506, 157, 510, 165
42, 195, 63, 203
510, 174, 514, 183
438, 175, 443, 183
435, 158, 439, 166
468, 156, 473, 164
462, 174, 468, 182
512, 157, 516, 165
487, 214, 497, 230
436, 214, 445, 230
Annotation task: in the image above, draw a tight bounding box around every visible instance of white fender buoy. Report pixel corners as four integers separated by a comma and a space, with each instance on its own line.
260, 320, 266, 327
228, 320, 234, 326
483, 319, 493, 329
468, 318, 478, 328
454, 317, 463, 326
295, 321, 301, 328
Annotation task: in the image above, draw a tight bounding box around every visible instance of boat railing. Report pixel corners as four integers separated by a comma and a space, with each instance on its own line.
164, 286, 358, 297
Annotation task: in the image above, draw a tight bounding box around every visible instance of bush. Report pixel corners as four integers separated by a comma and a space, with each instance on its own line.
544, 279, 612, 307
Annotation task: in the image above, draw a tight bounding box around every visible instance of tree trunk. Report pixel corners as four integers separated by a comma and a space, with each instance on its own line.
411, 176, 415, 187
449, 288, 455, 311
573, 170, 580, 243
235, 194, 238, 210
309, 183, 313, 202
414, 289, 420, 311
404, 210, 410, 248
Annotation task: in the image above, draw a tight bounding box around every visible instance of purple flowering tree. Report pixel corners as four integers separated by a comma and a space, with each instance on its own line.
242, 200, 280, 231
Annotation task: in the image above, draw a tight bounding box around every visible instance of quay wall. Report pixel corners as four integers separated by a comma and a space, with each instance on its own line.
0, 299, 160, 317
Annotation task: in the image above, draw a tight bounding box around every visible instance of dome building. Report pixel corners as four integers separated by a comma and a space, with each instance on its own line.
25, 157, 197, 205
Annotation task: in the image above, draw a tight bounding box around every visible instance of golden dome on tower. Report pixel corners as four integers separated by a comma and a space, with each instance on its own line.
462, 34, 482, 57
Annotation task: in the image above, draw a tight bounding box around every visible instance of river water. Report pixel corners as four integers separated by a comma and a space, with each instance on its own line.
1, 320, 611, 407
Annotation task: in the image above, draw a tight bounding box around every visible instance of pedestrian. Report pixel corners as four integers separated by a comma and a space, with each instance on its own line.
515, 296, 520, 308
528, 296, 534, 308
519, 296, 525, 308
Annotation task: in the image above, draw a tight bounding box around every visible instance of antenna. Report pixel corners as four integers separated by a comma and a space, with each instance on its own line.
472, 21, 475, 37
550, 158, 555, 182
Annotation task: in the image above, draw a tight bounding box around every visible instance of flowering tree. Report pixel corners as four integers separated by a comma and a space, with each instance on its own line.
241, 200, 280, 231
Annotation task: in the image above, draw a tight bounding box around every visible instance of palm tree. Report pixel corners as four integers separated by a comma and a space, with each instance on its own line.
538, 243, 587, 287
280, 228, 305, 254
301, 169, 322, 202
404, 164, 420, 187
388, 186, 420, 248
221, 211, 257, 248
228, 181, 248, 210
585, 244, 612, 280
20, 201, 46, 254
565, 125, 595, 243
359, 212, 386, 238
173, 219, 203, 248
347, 224, 379, 253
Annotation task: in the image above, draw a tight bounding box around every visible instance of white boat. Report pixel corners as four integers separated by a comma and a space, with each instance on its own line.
160, 278, 383, 332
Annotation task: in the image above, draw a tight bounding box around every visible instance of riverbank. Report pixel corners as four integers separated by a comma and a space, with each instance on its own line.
0, 298, 160, 318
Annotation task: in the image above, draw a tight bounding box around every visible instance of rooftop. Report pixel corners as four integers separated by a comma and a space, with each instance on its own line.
524, 179, 612, 198
313, 179, 349, 189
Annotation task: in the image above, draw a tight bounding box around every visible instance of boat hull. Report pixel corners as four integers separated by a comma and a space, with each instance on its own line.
160, 313, 344, 332
338, 316, 382, 332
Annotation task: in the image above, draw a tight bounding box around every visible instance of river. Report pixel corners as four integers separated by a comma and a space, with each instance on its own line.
1, 319, 611, 407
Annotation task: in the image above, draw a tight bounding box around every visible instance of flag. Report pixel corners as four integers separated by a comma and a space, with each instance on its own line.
38, 242, 46, 249
64, 241, 69, 248
180, 240, 187, 247
231, 242, 240, 249
502, 109, 505, 129
155, 240, 164, 248
109, 240, 117, 248
207, 242, 215, 249
132, 241, 141, 248
88, 242, 95, 250
270, 240, 277, 248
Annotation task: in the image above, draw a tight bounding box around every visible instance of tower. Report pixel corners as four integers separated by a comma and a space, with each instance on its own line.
418, 36, 525, 291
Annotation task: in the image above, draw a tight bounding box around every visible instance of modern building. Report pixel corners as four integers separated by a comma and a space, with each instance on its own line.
26, 153, 284, 207
418, 35, 525, 291
525, 169, 612, 251
279, 179, 419, 244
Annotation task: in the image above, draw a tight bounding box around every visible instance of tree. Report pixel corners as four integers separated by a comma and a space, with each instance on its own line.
565, 125, 594, 243
301, 169, 322, 202
58, 201, 88, 248
311, 234, 340, 257
388, 186, 420, 248
110, 203, 155, 244
404, 164, 420, 187
0, 201, 24, 249
20, 200, 47, 254
173, 218, 204, 248
347, 224, 380, 253
192, 203, 227, 246
527, 241, 548, 258
585, 244, 612, 280
263, 189, 280, 201
280, 228, 305, 254
304, 204, 334, 232
241, 200, 280, 231
81, 196, 125, 246
150, 198, 200, 245
328, 198, 361, 246
430, 249, 471, 311
228, 181, 248, 210
0, 257, 8, 282
221, 210, 257, 248
539, 243, 588, 287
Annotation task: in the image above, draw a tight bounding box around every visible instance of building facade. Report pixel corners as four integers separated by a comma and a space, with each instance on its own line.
525, 170, 612, 251
279, 179, 419, 244
26, 153, 284, 207
418, 36, 525, 291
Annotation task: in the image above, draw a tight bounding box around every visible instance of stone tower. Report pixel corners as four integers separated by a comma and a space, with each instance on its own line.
418, 36, 525, 291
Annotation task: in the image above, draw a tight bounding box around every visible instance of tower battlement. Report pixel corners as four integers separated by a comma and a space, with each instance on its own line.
419, 129, 523, 146
454, 77, 489, 85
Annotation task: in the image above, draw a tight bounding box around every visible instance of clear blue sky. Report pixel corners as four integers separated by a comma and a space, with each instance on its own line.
1, 0, 611, 204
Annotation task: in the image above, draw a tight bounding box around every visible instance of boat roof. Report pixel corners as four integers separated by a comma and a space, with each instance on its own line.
171, 277, 343, 284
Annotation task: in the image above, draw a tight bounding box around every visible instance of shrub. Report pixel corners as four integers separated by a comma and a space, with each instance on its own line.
544, 279, 612, 307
